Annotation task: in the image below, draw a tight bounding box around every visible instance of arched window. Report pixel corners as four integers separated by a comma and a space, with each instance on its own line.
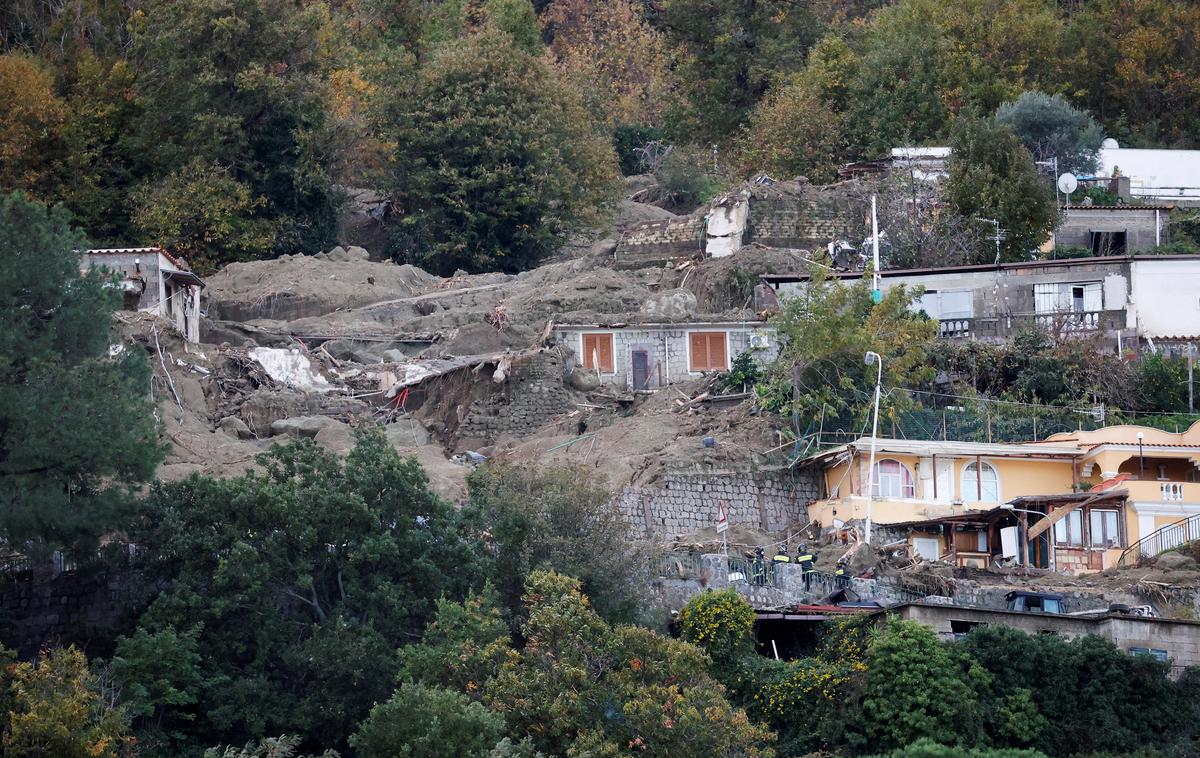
962, 461, 1000, 502
871, 459, 915, 498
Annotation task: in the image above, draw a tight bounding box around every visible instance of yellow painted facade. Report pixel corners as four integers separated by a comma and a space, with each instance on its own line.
806, 421, 1200, 574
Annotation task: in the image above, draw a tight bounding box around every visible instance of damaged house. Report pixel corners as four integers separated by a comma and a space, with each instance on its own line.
554, 319, 777, 390
83, 247, 204, 342
798, 422, 1200, 574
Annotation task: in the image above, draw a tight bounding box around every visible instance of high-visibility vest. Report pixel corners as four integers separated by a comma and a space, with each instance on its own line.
834, 566, 846, 576
772, 554, 790, 563
797, 555, 814, 571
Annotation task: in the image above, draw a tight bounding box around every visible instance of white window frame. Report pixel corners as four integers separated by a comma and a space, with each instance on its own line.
1054, 509, 1084, 547
871, 459, 916, 498
961, 460, 1001, 503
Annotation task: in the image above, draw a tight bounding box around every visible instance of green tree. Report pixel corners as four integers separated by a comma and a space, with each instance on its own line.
204, 734, 337, 758
377, 28, 617, 274
995, 91, 1103, 175
763, 265, 938, 435
131, 0, 340, 263
737, 74, 844, 182
111, 626, 207, 754
660, 0, 823, 142
0, 54, 65, 200
461, 464, 649, 624
959, 625, 1200, 756
872, 738, 1048, 758
944, 114, 1058, 262
483, 571, 775, 756
0, 192, 162, 552
123, 433, 484, 752
676, 588, 757, 666
1, 646, 131, 757
849, 620, 983, 752
132, 159, 277, 274
350, 682, 506, 758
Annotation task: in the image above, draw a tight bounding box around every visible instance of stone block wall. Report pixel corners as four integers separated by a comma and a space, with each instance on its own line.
456, 351, 575, 443
748, 196, 857, 248
615, 216, 706, 265
619, 468, 820, 536
0, 565, 153, 658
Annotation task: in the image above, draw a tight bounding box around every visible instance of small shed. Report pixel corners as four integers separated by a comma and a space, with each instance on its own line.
1057, 205, 1173, 254
82, 247, 204, 342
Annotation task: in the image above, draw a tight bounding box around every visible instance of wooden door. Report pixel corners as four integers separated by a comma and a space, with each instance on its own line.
631, 350, 650, 389
582, 333, 614, 373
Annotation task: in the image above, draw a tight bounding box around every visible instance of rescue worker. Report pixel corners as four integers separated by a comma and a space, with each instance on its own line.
796, 544, 816, 592
771, 544, 790, 584
752, 547, 767, 586
834, 559, 850, 589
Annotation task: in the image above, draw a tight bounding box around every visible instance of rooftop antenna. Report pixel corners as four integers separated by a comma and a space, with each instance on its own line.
974, 217, 1004, 265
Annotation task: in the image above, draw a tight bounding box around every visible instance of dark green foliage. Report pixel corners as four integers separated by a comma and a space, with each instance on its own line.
0, 192, 162, 553
959, 625, 1200, 756
849, 620, 983, 751
122, 434, 484, 753
722, 350, 762, 392
995, 91, 1103, 175
660, 0, 823, 141
872, 738, 1049, 758
612, 124, 663, 176
378, 29, 618, 274
349, 682, 507, 758
131, 0, 340, 265
460, 464, 649, 625
944, 114, 1058, 262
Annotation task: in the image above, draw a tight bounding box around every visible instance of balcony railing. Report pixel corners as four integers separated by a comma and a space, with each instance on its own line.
1124, 480, 1199, 504
1162, 482, 1186, 502
938, 310, 1123, 340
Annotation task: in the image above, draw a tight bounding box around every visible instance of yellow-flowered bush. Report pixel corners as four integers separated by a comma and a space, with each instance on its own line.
676, 588, 756, 661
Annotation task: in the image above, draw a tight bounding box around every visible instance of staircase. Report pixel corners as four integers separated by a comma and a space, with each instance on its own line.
1117, 514, 1200, 566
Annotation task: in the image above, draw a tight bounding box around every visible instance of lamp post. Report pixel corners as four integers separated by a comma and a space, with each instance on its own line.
1137, 432, 1145, 480
864, 351, 883, 545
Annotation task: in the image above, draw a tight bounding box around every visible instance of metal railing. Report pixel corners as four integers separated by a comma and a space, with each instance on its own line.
1118, 514, 1200, 566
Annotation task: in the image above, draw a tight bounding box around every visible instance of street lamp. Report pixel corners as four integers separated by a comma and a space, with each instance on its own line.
1137, 432, 1145, 480
864, 351, 883, 545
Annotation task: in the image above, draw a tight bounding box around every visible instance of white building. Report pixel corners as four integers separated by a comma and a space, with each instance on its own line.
1097, 144, 1200, 204
83, 247, 204, 342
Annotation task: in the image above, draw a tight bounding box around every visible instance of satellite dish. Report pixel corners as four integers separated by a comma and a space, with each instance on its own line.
1057, 173, 1079, 195
1101, 138, 1119, 150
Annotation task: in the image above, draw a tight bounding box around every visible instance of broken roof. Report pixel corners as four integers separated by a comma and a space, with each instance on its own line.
798, 437, 1084, 468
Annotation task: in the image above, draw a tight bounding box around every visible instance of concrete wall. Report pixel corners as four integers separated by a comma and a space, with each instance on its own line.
1131, 258, 1200, 340
893, 602, 1200, 671
1057, 208, 1167, 252
620, 468, 820, 537
556, 324, 778, 389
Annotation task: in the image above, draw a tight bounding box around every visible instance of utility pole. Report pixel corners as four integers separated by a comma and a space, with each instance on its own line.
1189, 345, 1195, 413
864, 352, 883, 545
871, 194, 881, 302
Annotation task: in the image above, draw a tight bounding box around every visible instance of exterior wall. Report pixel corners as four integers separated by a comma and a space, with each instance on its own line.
815, 452, 1075, 527
1131, 258, 1200, 340
746, 195, 857, 249
83, 250, 201, 341
556, 324, 777, 389
615, 216, 705, 266
1057, 208, 1167, 252
893, 603, 1200, 672
618, 468, 819, 536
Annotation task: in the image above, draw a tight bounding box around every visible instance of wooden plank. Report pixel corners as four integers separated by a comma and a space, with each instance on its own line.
1027, 492, 1105, 540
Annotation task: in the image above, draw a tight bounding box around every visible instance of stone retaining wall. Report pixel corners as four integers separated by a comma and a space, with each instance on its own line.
619, 468, 820, 537
456, 351, 576, 444
0, 564, 153, 659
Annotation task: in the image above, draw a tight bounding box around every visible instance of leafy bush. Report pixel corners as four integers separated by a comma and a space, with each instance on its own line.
349, 682, 506, 758
676, 588, 756, 664
723, 350, 763, 391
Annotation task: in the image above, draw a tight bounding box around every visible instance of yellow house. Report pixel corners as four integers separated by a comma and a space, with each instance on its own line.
800, 422, 1200, 574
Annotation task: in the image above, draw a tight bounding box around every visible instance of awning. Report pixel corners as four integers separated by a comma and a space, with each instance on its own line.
164, 270, 205, 289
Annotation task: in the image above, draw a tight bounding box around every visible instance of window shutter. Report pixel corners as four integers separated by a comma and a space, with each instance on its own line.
708, 332, 727, 370
583, 334, 598, 370
690, 332, 708, 371
599, 335, 614, 373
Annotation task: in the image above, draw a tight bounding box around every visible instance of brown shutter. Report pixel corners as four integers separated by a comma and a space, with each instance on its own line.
582, 334, 598, 371
689, 332, 707, 372
708, 332, 727, 370
583, 334, 614, 373
598, 334, 614, 373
